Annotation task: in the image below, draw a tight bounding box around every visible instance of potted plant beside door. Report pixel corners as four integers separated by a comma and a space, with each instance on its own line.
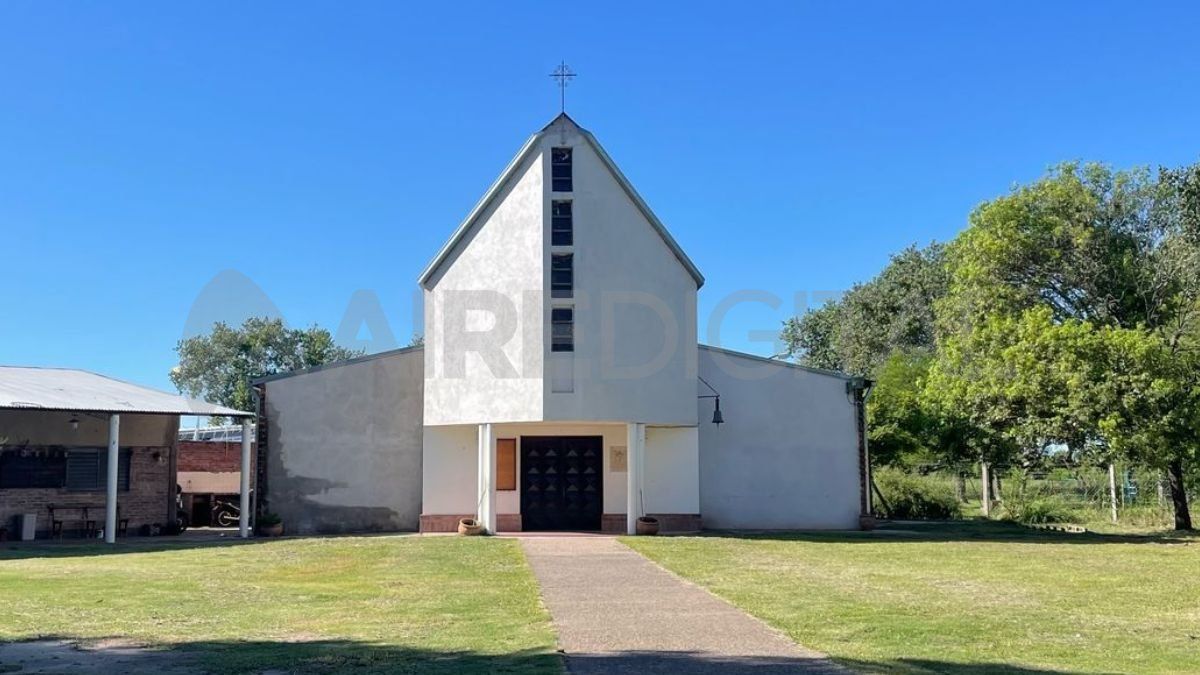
458, 518, 485, 536
636, 516, 660, 536
257, 512, 284, 537
635, 489, 660, 535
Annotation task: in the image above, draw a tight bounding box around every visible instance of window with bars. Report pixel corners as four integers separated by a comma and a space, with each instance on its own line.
552, 200, 573, 246
551, 253, 573, 298
65, 449, 131, 491
0, 447, 131, 490
552, 307, 574, 352
551, 147, 573, 192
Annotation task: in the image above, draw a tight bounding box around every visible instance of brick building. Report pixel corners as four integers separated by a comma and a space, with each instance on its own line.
177, 438, 256, 526
0, 409, 176, 538
0, 366, 253, 543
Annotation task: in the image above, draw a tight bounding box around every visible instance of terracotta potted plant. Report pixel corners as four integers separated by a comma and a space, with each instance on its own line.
257, 512, 284, 537
636, 516, 660, 536
458, 518, 485, 536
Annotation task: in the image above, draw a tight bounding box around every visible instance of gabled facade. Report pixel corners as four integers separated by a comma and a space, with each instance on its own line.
418, 114, 705, 534
420, 114, 701, 427
257, 115, 869, 536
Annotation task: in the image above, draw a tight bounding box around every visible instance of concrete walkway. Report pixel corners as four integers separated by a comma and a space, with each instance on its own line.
520, 536, 849, 674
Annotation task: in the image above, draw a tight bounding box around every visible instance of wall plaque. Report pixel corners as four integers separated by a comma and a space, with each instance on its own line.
610, 446, 627, 472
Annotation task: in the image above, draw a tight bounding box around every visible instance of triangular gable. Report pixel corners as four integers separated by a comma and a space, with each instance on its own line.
417, 113, 704, 289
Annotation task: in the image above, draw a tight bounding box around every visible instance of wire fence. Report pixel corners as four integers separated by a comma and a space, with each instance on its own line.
899, 463, 1185, 527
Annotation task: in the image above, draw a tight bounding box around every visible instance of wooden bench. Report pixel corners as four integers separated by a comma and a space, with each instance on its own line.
47, 504, 129, 539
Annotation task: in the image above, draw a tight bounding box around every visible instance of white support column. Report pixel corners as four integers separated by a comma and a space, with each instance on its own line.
105, 414, 120, 544
477, 426, 485, 525
239, 418, 252, 538
477, 423, 497, 534
626, 422, 645, 535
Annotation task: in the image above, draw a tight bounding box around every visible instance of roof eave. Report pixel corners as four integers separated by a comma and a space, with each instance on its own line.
0, 404, 255, 418
697, 343, 853, 381
252, 344, 425, 385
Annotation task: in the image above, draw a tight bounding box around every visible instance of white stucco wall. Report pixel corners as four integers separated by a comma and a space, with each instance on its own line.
541, 119, 699, 426
421, 424, 478, 515
420, 116, 700, 428
263, 348, 423, 533
697, 346, 862, 530
423, 147, 546, 425
643, 426, 700, 514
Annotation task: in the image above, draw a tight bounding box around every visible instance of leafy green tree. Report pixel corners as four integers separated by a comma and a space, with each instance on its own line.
171, 317, 361, 418
783, 243, 948, 375
938, 163, 1152, 330
866, 350, 931, 467
782, 243, 954, 469
866, 349, 977, 469
779, 302, 843, 371
934, 162, 1200, 528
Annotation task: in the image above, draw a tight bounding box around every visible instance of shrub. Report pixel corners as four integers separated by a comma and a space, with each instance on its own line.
874, 469, 961, 520
1000, 495, 1078, 524
257, 512, 282, 526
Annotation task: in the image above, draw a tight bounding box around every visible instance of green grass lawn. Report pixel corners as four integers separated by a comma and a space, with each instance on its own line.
624, 522, 1200, 675
0, 536, 561, 674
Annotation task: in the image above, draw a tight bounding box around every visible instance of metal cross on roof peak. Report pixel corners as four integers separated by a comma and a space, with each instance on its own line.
549, 61, 577, 113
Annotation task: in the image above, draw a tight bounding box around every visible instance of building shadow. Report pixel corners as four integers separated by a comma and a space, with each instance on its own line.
0, 533, 287, 561
568, 652, 1120, 674
835, 657, 1120, 675
0, 528, 434, 561
691, 520, 1197, 546
0, 638, 1121, 675
0, 637, 560, 675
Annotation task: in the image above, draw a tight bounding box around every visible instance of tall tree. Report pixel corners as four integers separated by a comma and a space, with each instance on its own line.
171, 317, 361, 418
779, 302, 843, 372
935, 162, 1200, 528
782, 242, 948, 375
781, 243, 955, 469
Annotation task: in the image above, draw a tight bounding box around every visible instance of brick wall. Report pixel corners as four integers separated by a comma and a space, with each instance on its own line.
0, 447, 171, 539
177, 440, 255, 473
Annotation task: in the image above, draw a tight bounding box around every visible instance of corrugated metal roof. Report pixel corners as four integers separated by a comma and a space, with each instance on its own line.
0, 366, 253, 417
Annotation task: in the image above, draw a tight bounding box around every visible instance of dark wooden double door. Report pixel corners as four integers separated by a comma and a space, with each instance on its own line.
520, 436, 603, 531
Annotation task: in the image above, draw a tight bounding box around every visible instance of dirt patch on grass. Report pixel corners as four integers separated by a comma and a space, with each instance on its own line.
0, 639, 202, 674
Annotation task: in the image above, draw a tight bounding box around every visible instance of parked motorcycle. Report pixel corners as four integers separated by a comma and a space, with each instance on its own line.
213, 491, 251, 527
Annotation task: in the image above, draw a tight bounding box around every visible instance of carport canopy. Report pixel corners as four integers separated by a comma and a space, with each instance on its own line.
0, 366, 254, 543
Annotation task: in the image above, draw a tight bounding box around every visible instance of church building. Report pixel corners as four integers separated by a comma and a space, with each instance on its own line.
255, 114, 870, 534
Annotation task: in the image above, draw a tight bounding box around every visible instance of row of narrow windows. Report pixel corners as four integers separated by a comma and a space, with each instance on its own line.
552, 147, 574, 353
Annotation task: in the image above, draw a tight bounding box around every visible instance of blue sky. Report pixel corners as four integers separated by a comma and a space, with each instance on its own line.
3, 2, 1199, 392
